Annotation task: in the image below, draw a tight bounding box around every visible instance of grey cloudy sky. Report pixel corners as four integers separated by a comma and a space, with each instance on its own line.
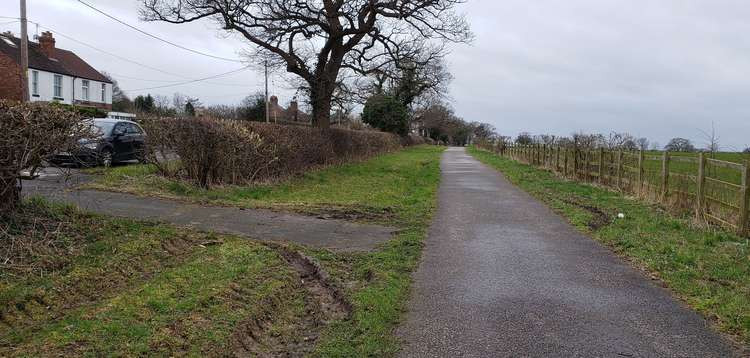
1, 0, 749, 150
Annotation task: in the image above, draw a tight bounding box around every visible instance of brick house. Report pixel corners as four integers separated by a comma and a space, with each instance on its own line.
268, 95, 309, 122
0, 31, 112, 110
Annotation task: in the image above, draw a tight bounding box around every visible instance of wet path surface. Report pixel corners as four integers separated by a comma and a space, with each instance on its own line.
397, 147, 738, 357
21, 169, 395, 252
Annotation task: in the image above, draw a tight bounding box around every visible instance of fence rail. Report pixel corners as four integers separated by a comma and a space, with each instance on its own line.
484, 144, 750, 237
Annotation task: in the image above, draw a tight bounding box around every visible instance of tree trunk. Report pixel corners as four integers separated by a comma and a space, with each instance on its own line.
310, 81, 335, 129
0, 173, 20, 215
311, 97, 332, 129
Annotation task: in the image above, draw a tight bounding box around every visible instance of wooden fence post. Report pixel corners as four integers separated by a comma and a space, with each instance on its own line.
661, 151, 670, 201
528, 145, 532, 164
696, 152, 706, 220
563, 148, 568, 176
616, 151, 623, 189
638, 150, 644, 195
543, 144, 547, 168
585, 150, 591, 181
739, 161, 749, 236
526, 145, 530, 164
537, 144, 541, 166
573, 140, 578, 178
599, 148, 604, 184
537, 144, 542, 166
555, 147, 560, 172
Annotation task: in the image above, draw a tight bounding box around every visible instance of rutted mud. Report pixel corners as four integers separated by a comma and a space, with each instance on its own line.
230, 243, 351, 357
560, 198, 613, 230
275, 203, 396, 223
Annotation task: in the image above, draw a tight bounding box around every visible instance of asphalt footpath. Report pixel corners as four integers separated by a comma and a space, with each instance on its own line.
397, 147, 740, 357
21, 168, 395, 252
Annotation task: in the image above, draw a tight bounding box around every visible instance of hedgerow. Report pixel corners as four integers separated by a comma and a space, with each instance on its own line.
140, 116, 403, 188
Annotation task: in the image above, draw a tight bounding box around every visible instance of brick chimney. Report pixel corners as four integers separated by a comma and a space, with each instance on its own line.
289, 100, 299, 121
38, 31, 56, 58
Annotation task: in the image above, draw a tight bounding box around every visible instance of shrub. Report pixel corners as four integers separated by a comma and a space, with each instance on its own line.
401, 134, 427, 146
361, 94, 410, 136
49, 101, 107, 118
141, 116, 402, 188
0, 101, 91, 213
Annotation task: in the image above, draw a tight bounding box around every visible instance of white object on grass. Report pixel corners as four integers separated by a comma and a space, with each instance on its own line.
617, 213, 625, 219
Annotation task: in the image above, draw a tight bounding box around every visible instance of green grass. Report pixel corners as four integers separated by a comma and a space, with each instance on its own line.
1, 200, 298, 356
640, 150, 749, 185
5, 145, 445, 356
469, 146, 750, 346
85, 147, 440, 219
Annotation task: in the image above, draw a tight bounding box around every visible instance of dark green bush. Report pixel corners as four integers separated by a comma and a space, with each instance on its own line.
361, 94, 410, 136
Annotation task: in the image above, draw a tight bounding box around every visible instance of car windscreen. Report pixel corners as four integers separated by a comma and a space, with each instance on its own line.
92, 122, 116, 137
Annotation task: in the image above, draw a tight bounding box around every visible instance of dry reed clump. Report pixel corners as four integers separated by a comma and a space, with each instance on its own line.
139, 116, 403, 188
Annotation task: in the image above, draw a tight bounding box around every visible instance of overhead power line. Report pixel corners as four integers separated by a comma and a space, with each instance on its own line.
76, 0, 243, 63
26, 21, 254, 92
107, 72, 252, 87
123, 66, 251, 91
31, 21, 189, 79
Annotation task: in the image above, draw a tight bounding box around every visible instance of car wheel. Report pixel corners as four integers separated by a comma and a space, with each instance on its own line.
134, 150, 146, 163
99, 149, 114, 168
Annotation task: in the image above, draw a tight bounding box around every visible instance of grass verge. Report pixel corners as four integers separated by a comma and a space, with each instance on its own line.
6, 145, 445, 356
468, 146, 750, 347
1, 199, 301, 356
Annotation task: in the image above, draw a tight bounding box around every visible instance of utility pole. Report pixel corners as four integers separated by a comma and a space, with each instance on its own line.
264, 59, 269, 123
19, 0, 30, 102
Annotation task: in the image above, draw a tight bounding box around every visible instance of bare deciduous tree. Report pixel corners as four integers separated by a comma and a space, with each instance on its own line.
606, 132, 636, 150
698, 122, 720, 156
665, 138, 696, 152
636, 137, 649, 151
141, 0, 472, 128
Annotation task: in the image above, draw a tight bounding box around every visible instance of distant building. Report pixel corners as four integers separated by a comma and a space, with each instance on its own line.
268, 95, 309, 123
0, 31, 112, 110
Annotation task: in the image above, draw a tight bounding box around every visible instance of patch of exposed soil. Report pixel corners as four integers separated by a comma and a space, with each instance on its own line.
560, 198, 613, 230
273, 203, 396, 223
229, 243, 351, 357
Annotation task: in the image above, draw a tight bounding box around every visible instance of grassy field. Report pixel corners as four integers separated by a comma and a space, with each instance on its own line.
469, 146, 750, 347
640, 151, 749, 185
3, 145, 445, 356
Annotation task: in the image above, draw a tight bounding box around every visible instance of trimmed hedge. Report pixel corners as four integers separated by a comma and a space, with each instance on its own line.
140, 116, 403, 188
0, 101, 90, 213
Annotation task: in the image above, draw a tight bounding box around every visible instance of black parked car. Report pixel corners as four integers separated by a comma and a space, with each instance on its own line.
49, 118, 146, 167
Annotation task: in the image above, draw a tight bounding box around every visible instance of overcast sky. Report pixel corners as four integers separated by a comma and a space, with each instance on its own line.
2, 0, 749, 150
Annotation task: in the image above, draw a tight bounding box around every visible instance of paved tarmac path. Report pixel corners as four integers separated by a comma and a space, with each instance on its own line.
397, 147, 739, 357
21, 169, 394, 252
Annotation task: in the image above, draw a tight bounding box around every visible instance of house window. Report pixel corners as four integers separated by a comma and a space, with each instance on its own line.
31, 71, 39, 96
101, 83, 106, 102
53, 74, 63, 98
82, 80, 89, 101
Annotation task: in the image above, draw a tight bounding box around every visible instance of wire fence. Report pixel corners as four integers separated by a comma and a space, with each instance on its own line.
482, 143, 749, 237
